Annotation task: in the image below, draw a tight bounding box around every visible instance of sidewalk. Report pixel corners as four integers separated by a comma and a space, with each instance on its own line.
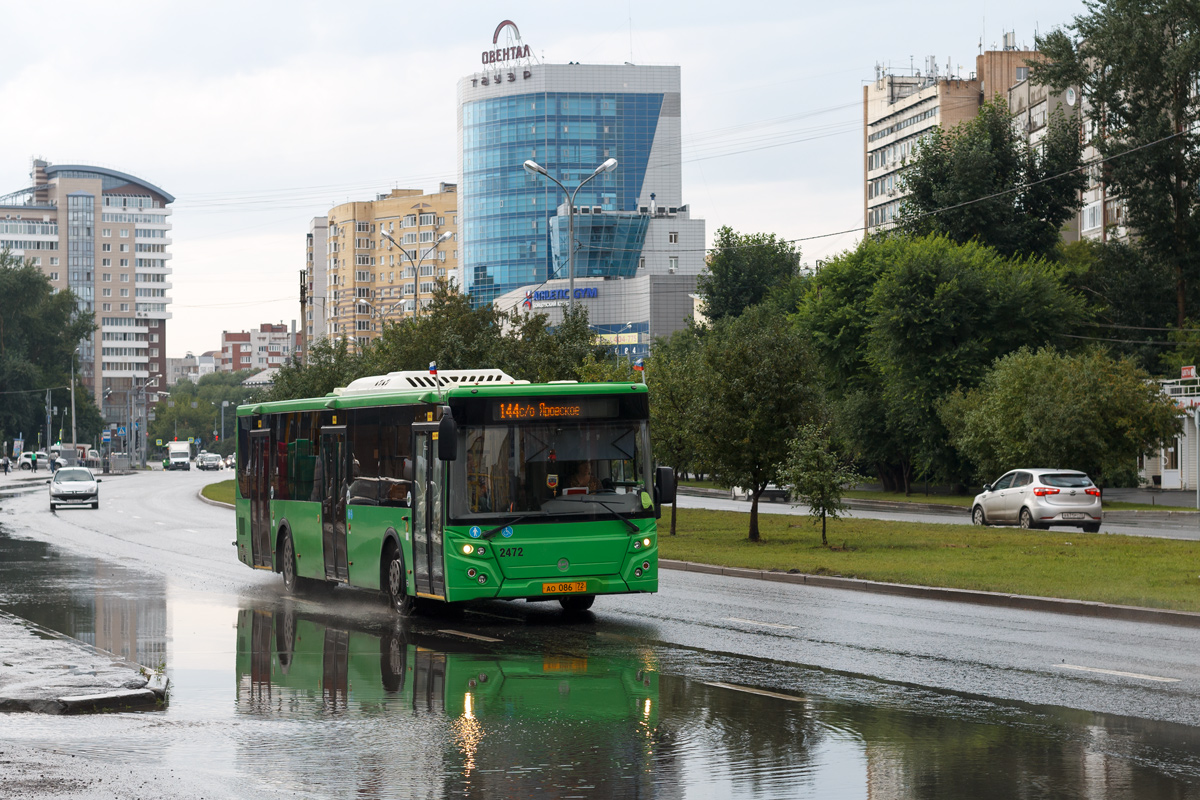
0, 611, 167, 714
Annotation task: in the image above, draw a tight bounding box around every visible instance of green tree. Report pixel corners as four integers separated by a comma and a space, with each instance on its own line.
941, 347, 1181, 487
692, 305, 823, 541
1035, 1, 1200, 328
779, 423, 865, 546
1059, 239, 1177, 373
645, 328, 702, 535
696, 227, 801, 322
899, 98, 1086, 260
0, 249, 96, 452
149, 370, 262, 456
796, 235, 1087, 490
265, 337, 362, 402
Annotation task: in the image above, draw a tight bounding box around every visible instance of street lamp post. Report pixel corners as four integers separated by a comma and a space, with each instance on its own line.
523, 158, 618, 311
379, 229, 454, 319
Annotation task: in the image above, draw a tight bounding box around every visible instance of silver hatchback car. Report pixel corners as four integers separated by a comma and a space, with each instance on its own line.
972, 469, 1102, 532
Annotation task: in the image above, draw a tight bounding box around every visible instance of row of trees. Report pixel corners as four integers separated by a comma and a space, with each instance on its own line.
0, 250, 103, 454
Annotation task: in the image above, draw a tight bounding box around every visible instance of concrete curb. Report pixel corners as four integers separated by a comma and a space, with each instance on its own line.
196, 489, 234, 510
0, 610, 169, 715
660, 559, 1200, 629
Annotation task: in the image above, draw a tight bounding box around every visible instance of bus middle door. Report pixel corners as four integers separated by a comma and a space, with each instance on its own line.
320, 426, 350, 582
412, 424, 446, 598
248, 430, 273, 568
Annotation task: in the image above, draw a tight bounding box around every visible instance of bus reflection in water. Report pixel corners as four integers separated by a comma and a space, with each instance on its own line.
234, 607, 661, 794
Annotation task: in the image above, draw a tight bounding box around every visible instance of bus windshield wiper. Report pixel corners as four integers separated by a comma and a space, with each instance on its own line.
589, 500, 640, 534
481, 515, 535, 540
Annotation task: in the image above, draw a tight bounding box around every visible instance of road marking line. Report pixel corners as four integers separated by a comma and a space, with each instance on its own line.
703, 682, 805, 702
132, 515, 141, 519
438, 629, 502, 643
1055, 664, 1180, 683
725, 617, 798, 630
155, 522, 164, 526
185, 529, 197, 533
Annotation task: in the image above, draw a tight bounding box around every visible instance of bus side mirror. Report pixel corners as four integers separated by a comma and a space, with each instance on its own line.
654, 466, 676, 518
438, 414, 458, 462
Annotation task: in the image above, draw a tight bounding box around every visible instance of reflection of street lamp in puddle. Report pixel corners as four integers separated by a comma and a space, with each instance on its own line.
455, 693, 484, 776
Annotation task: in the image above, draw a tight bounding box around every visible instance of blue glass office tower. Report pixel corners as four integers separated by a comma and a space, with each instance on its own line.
458, 63, 682, 306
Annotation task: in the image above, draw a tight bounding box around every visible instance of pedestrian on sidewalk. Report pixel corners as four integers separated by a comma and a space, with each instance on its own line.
30, 452, 37, 473
1, 455, 8, 475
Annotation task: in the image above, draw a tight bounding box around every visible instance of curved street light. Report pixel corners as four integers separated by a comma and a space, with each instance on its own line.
379, 229, 454, 319
523, 158, 618, 311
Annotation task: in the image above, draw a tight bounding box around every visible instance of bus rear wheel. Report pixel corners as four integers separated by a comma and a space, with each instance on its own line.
385, 545, 415, 615
559, 595, 595, 612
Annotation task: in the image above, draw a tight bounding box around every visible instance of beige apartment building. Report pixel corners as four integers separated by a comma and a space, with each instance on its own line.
322, 184, 459, 351
221, 323, 301, 372
0, 159, 173, 428
864, 37, 1041, 232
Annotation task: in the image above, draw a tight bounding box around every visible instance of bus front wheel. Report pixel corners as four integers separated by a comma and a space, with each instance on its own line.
559, 595, 595, 612
385, 545, 415, 615
281, 533, 300, 595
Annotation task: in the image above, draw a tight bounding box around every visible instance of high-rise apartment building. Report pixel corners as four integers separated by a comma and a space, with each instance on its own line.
221, 323, 301, 372
864, 39, 1040, 232
302, 216, 328, 353
457, 22, 705, 357
323, 185, 459, 351
0, 159, 173, 426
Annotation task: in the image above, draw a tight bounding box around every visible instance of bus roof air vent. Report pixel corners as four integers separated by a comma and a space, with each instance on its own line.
337, 369, 528, 396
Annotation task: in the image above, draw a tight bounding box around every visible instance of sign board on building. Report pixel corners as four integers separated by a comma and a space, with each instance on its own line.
1183, 365, 1196, 379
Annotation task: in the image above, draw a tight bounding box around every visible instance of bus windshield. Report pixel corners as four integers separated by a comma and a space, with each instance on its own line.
449, 419, 652, 521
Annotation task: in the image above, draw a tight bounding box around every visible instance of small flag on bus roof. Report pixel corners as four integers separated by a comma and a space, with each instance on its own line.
633, 358, 644, 372
429, 361, 437, 376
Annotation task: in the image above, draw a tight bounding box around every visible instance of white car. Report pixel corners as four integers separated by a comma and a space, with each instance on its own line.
730, 484, 789, 502
49, 467, 101, 510
17, 451, 66, 471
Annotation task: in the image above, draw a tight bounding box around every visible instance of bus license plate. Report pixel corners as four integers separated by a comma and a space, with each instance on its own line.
1062, 512, 1086, 520
543, 581, 587, 594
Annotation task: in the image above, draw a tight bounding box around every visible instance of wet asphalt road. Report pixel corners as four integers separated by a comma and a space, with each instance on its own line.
691, 493, 1200, 540
1, 469, 1199, 797
4, 468, 1199, 723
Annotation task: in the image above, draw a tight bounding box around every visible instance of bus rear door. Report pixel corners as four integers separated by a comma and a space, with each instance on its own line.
320, 426, 350, 582
412, 424, 446, 598
248, 430, 273, 568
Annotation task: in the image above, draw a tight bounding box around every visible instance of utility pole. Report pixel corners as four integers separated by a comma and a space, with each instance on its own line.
44, 388, 51, 454
299, 270, 307, 365
69, 350, 77, 465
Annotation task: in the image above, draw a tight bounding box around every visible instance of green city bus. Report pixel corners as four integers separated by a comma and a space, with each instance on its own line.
234, 368, 675, 613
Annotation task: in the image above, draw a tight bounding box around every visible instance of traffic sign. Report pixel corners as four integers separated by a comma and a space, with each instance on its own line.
155, 439, 163, 446
187, 437, 195, 444
117, 426, 127, 437
101, 431, 111, 443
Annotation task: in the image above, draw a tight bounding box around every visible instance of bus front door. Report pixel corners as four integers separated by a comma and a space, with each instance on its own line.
320, 427, 349, 582
412, 425, 446, 598
248, 431, 273, 568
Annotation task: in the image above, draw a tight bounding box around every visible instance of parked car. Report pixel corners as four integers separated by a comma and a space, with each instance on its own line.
197, 453, 224, 471
730, 483, 790, 502
971, 469, 1102, 532
17, 451, 66, 471
49, 466, 101, 510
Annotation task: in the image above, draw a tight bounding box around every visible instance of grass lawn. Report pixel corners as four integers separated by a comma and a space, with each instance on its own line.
202, 480, 235, 506
658, 506, 1200, 612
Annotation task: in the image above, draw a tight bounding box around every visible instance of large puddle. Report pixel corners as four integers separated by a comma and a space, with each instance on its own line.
2, 529, 1199, 798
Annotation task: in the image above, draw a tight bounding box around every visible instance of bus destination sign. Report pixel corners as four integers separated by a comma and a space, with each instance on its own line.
492, 397, 618, 421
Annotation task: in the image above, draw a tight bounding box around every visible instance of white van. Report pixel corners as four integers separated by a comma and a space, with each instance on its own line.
167, 441, 192, 471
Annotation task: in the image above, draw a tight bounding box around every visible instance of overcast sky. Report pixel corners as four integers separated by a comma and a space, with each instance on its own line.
0, 0, 1082, 356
